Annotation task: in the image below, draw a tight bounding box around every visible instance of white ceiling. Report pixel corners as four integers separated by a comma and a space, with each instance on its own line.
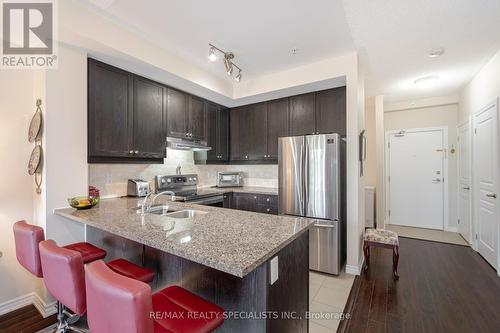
82, 0, 355, 80
342, 0, 500, 102
81, 0, 500, 102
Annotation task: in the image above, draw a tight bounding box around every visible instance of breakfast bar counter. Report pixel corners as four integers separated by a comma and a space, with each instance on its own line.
55, 197, 314, 332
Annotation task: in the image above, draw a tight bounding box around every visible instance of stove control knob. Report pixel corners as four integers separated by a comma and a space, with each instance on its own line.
166, 178, 171, 183
193, 177, 197, 181
161, 178, 166, 184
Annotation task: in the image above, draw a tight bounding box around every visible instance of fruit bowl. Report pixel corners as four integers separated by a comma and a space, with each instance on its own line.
68, 196, 99, 210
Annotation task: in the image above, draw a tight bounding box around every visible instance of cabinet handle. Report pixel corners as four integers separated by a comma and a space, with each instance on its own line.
134, 150, 139, 154
266, 198, 270, 202
253, 196, 257, 199
129, 150, 134, 154
266, 208, 270, 212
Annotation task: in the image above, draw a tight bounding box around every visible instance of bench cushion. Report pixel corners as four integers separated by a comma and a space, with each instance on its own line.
364, 228, 399, 246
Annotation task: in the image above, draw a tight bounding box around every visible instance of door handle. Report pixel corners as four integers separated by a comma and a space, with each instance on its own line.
432, 178, 441, 183
314, 223, 336, 229
486, 193, 497, 199
462, 186, 470, 190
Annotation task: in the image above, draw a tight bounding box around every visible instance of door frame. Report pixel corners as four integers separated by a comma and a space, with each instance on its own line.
457, 118, 473, 245
385, 126, 449, 230
472, 98, 500, 271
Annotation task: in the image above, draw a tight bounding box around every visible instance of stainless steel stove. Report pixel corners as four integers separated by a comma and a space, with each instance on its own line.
154, 174, 224, 206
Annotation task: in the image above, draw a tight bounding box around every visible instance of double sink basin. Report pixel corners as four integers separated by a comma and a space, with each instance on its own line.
137, 205, 207, 219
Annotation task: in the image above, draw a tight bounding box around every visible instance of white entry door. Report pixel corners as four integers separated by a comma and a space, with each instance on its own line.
458, 121, 473, 244
473, 100, 499, 269
387, 128, 446, 230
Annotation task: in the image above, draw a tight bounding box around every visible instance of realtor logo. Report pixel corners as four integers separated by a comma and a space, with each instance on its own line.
1, 0, 57, 68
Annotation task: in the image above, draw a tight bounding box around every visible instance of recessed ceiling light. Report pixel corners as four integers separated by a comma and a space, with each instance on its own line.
428, 48, 445, 58
414, 75, 440, 87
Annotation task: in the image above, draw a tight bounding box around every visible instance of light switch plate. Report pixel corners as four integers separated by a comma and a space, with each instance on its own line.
269, 256, 279, 285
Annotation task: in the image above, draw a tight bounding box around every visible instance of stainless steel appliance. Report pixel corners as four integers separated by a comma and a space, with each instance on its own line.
127, 179, 151, 197
278, 133, 346, 275
155, 174, 224, 206
166, 137, 211, 151
216, 171, 243, 188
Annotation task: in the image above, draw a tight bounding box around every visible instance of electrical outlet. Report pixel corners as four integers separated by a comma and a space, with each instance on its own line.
269, 256, 279, 285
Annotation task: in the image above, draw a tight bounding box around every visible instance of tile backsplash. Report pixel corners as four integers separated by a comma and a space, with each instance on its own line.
89, 149, 278, 198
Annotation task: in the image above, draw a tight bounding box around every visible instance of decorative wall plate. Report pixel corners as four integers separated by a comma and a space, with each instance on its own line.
28, 111, 42, 143
28, 145, 42, 175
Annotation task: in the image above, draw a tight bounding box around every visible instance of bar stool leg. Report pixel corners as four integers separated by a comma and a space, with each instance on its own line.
363, 241, 370, 271
54, 302, 87, 333
393, 245, 399, 280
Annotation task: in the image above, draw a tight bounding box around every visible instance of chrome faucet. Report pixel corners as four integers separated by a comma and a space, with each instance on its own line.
176, 165, 182, 175
141, 190, 176, 215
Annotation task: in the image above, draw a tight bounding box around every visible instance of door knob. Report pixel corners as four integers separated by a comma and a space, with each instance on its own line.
486, 193, 497, 199
432, 178, 441, 183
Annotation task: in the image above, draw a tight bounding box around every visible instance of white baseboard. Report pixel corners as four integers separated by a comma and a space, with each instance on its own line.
345, 265, 359, 275
0, 292, 56, 318
444, 226, 458, 233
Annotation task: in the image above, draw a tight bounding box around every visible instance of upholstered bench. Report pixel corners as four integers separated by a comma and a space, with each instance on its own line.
363, 228, 399, 279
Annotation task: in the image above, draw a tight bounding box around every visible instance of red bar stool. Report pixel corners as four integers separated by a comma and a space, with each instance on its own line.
85, 260, 225, 333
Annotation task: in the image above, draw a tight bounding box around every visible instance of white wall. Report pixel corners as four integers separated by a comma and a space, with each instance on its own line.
460, 49, 500, 122
0, 69, 45, 312
384, 103, 459, 231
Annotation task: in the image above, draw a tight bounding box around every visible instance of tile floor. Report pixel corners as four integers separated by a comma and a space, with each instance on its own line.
309, 269, 355, 332
385, 224, 469, 246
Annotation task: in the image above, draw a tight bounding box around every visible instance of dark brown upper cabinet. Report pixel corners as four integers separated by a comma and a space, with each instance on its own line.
248, 103, 268, 160
266, 98, 289, 159
188, 95, 207, 140
230, 106, 252, 161
166, 88, 188, 139
315, 86, 346, 136
88, 59, 165, 163
206, 102, 229, 162
289, 93, 316, 136
132, 77, 167, 159
167, 90, 207, 141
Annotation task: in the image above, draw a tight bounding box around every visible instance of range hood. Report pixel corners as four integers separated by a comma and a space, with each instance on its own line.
167, 137, 212, 151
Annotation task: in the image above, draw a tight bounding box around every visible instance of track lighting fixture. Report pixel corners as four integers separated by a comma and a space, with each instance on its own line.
208, 43, 243, 82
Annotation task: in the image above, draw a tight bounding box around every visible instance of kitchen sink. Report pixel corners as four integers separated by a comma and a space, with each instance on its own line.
164, 209, 207, 219
135, 205, 175, 215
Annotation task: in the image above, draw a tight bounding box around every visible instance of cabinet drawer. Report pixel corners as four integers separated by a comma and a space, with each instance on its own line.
256, 205, 278, 215
256, 194, 278, 206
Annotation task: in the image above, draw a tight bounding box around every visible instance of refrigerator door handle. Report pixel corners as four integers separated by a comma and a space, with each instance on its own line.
314, 223, 336, 228
303, 138, 309, 215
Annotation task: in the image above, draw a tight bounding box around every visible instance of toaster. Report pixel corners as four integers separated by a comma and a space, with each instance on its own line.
127, 179, 151, 197
216, 172, 243, 188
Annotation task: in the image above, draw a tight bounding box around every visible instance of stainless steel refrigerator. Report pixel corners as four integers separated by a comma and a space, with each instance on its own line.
278, 133, 346, 275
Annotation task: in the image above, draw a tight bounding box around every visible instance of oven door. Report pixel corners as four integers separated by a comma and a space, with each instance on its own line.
188, 195, 224, 207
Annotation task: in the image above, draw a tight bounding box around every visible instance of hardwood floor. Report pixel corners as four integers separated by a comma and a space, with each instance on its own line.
0, 305, 56, 333
340, 237, 500, 333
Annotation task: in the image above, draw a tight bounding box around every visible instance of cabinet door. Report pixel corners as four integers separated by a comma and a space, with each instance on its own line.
218, 107, 230, 161
88, 59, 132, 158
248, 103, 268, 160
233, 193, 257, 211
223, 192, 233, 208
230, 106, 251, 161
167, 89, 188, 138
188, 95, 206, 140
206, 102, 218, 161
315, 87, 346, 135
132, 77, 166, 159
266, 98, 289, 159
289, 93, 316, 136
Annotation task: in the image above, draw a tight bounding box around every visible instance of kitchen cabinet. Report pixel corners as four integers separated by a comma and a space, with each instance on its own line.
88, 59, 165, 163
248, 103, 268, 160
289, 93, 316, 136
223, 192, 233, 208
206, 102, 229, 162
266, 98, 289, 159
132, 77, 167, 159
230, 106, 252, 161
230, 193, 278, 215
167, 90, 207, 141
315, 87, 346, 136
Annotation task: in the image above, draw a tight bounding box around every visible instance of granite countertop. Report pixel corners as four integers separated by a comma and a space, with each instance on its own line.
54, 197, 314, 278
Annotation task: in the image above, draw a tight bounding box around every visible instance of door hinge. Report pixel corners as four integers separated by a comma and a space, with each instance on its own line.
389, 210, 391, 217
458, 219, 460, 224
475, 234, 478, 240
388, 142, 391, 149
388, 176, 390, 182
474, 128, 478, 134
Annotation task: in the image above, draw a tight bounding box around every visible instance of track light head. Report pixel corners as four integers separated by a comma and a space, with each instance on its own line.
208, 47, 217, 62
235, 70, 242, 82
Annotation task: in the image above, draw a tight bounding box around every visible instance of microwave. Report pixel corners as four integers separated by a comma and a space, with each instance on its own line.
217, 172, 243, 187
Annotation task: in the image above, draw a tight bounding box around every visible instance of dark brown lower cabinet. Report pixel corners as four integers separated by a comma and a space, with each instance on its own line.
230, 193, 278, 215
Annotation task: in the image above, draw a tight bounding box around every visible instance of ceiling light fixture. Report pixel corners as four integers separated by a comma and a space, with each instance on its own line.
414, 75, 440, 87
208, 43, 243, 82
208, 46, 217, 62
428, 48, 445, 58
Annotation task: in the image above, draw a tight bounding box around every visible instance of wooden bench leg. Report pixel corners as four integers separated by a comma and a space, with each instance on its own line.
393, 245, 399, 280
363, 241, 370, 271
